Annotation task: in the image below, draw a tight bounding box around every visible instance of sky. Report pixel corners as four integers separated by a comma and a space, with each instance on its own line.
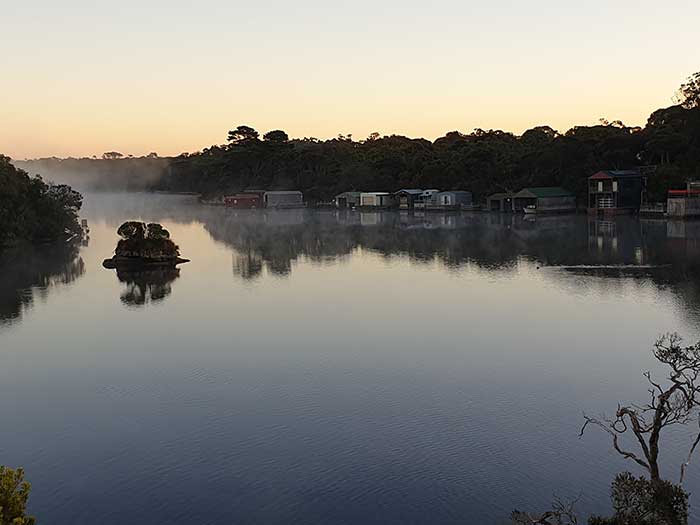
1, 0, 698, 159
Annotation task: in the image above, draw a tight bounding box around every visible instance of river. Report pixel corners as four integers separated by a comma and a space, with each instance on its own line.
1, 193, 699, 524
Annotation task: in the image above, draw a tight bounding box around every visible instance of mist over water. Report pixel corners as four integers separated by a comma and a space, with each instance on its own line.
1, 193, 700, 524
13, 158, 169, 192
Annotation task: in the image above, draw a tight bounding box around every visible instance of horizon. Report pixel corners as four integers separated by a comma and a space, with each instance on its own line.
2, 0, 698, 159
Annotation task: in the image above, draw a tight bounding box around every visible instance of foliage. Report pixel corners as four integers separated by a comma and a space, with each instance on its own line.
115, 221, 179, 259
588, 473, 688, 525
677, 71, 700, 109
117, 221, 146, 240
0, 155, 83, 245
157, 72, 700, 203
0, 466, 35, 525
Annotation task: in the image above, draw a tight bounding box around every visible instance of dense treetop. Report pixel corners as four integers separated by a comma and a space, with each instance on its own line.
0, 155, 82, 246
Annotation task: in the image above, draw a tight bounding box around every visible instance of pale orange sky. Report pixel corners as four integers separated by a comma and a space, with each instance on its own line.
1, 0, 698, 159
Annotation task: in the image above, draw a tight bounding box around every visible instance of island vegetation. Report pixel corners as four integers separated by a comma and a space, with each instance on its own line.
102, 221, 188, 268
0, 155, 83, 247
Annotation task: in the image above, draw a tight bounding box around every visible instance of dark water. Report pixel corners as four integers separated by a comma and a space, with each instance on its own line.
2, 193, 700, 524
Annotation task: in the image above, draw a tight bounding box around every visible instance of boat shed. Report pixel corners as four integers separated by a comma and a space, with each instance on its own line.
512, 187, 576, 213
360, 192, 394, 208
435, 191, 473, 208
394, 189, 424, 209
588, 170, 645, 215
667, 181, 700, 218
415, 189, 441, 209
334, 191, 362, 208
487, 192, 514, 212
264, 191, 304, 208
225, 193, 262, 209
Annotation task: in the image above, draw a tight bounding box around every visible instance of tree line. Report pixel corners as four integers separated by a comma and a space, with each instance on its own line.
0, 155, 83, 246
158, 72, 700, 203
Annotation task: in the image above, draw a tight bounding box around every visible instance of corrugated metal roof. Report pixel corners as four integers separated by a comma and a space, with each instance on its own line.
514, 187, 574, 198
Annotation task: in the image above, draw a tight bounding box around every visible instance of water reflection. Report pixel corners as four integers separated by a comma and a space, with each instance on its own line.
115, 266, 180, 307
198, 209, 700, 323
78, 193, 700, 321
0, 243, 85, 325
199, 210, 697, 272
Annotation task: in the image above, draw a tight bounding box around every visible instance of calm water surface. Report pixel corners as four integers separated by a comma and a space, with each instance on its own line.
2, 193, 700, 524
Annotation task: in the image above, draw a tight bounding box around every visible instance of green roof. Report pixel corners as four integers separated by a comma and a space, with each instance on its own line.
514, 187, 574, 198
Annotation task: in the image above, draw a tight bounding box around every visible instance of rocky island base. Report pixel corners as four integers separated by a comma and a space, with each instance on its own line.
103, 221, 189, 270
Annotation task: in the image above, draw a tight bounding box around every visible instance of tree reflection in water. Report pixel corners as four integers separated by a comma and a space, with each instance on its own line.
0, 243, 85, 325
115, 266, 180, 307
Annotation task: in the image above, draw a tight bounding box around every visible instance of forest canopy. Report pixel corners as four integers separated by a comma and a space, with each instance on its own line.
8, 71, 700, 204
156, 71, 700, 203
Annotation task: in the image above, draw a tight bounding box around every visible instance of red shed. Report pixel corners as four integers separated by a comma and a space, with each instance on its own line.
225, 193, 262, 209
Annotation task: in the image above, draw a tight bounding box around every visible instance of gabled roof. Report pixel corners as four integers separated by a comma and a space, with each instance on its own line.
395, 188, 423, 195
335, 191, 362, 198
438, 190, 472, 195
514, 187, 574, 198
590, 170, 642, 180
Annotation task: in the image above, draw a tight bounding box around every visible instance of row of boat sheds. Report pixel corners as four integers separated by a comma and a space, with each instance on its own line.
216, 190, 304, 209
214, 169, 700, 217
335, 187, 577, 214
333, 190, 474, 210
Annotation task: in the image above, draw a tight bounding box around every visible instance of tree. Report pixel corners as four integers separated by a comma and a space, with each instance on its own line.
0, 466, 35, 525
589, 473, 687, 525
146, 223, 170, 240
0, 155, 83, 244
102, 151, 123, 159
117, 221, 146, 240
227, 125, 259, 144
113, 221, 180, 259
676, 71, 700, 109
263, 130, 289, 143
580, 334, 700, 484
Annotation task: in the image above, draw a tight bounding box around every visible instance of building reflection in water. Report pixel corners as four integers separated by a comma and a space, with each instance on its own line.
200, 209, 700, 321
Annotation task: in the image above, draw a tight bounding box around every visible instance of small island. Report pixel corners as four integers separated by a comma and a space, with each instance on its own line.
103, 221, 189, 269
